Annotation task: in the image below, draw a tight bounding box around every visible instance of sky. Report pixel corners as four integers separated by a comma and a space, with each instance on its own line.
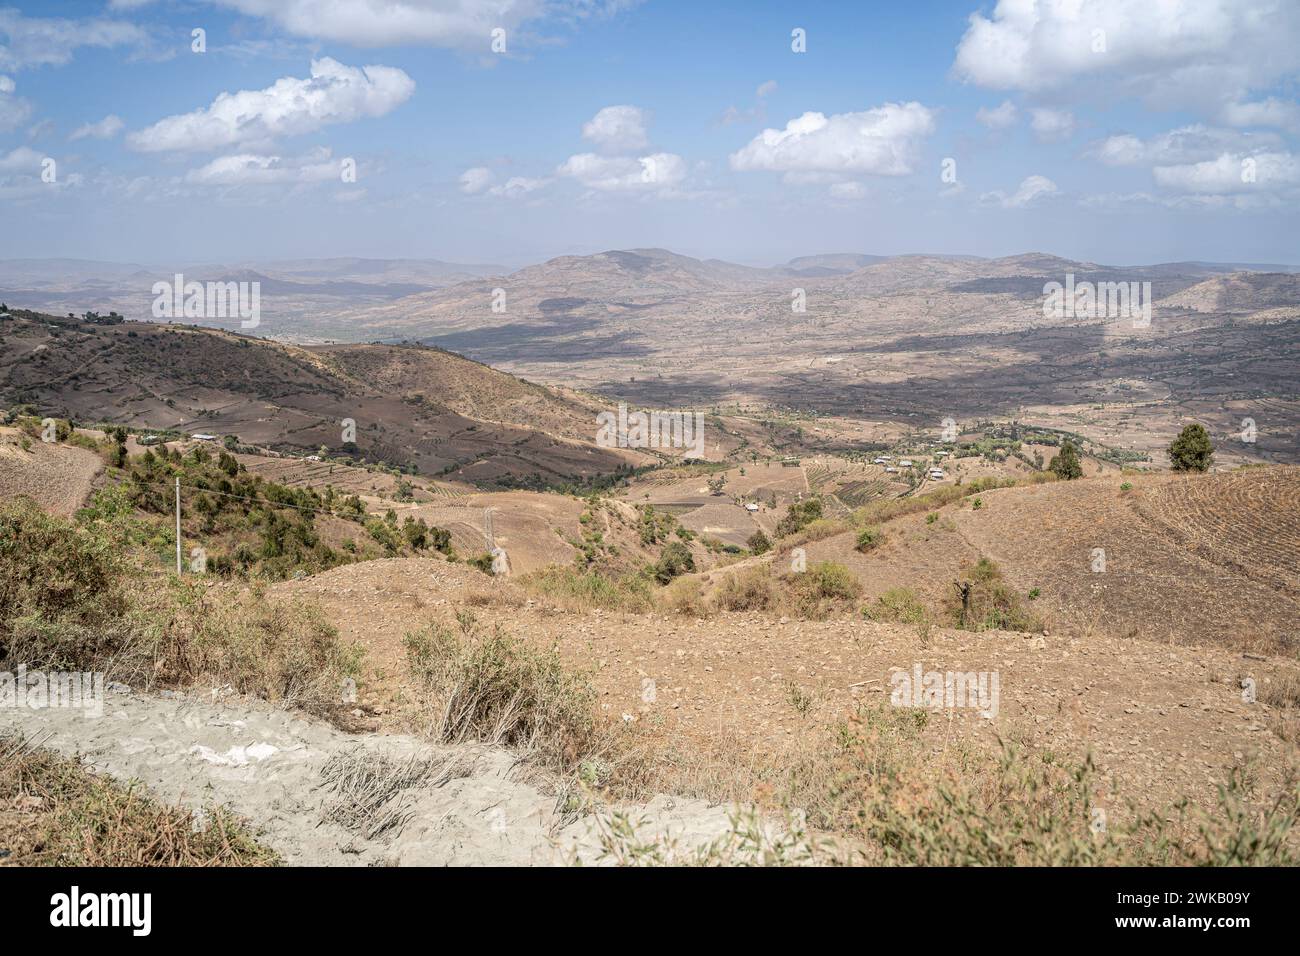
1, 0, 1298, 268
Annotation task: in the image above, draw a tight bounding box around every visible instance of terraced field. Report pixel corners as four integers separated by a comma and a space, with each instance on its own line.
1137, 466, 1300, 595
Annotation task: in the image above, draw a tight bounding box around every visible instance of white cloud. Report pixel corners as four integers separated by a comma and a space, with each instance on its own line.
1029, 107, 1075, 142
208, 0, 624, 49
756, 80, 777, 98
982, 174, 1058, 208
557, 151, 686, 192
0, 74, 30, 132
828, 181, 867, 200
69, 115, 125, 141
1218, 98, 1300, 132
129, 57, 414, 153
1154, 152, 1300, 194
1090, 125, 1280, 167
582, 105, 649, 153
459, 166, 548, 198
952, 0, 1300, 125
459, 166, 494, 194
729, 102, 936, 176
0, 8, 147, 71
489, 175, 547, 197
183, 150, 344, 185
975, 100, 1017, 130
0, 145, 42, 172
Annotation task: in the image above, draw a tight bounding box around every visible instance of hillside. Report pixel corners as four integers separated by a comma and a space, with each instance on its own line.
0, 309, 639, 487
1157, 272, 1300, 315
792, 467, 1300, 652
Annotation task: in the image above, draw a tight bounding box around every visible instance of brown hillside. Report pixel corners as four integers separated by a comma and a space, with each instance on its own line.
795, 467, 1299, 652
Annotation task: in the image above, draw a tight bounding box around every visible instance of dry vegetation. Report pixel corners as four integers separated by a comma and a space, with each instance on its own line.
0, 734, 276, 866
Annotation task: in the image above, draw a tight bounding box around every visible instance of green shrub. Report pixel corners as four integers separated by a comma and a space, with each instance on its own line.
863, 587, 928, 624
854, 527, 884, 552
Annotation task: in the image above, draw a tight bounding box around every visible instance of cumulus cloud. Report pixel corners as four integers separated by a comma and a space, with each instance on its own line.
975, 100, 1017, 130
1029, 107, 1075, 142
557, 151, 686, 192
129, 57, 414, 153
1153, 152, 1300, 194
459, 165, 550, 197
0, 144, 42, 172
582, 105, 649, 153
208, 0, 627, 49
982, 174, 1058, 208
952, 0, 1300, 126
729, 102, 936, 176
69, 114, 124, 141
183, 150, 344, 185
0, 8, 147, 71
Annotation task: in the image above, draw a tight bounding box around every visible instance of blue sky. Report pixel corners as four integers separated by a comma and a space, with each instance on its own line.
2, 0, 1298, 267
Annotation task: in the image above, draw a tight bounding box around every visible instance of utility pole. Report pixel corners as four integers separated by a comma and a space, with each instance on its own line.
175, 477, 182, 575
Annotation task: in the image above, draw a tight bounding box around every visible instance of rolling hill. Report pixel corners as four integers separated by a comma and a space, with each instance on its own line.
0, 309, 641, 487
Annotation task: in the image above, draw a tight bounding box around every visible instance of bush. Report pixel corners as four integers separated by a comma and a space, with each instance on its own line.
947, 557, 1040, 632
652, 541, 695, 584
0, 497, 128, 667
746, 529, 771, 554
1168, 423, 1214, 472
863, 587, 928, 624
854, 527, 884, 552
775, 497, 823, 537
404, 613, 602, 772
795, 561, 861, 601
711, 566, 777, 612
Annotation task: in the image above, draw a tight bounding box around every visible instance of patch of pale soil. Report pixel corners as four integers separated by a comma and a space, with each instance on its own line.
269, 557, 1299, 816
0, 688, 741, 866
0, 428, 103, 516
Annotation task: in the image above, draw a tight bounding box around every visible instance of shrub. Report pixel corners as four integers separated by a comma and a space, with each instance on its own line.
1168, 423, 1214, 473
863, 587, 928, 624
947, 557, 1040, 632
793, 561, 861, 603
855, 527, 884, 552
711, 566, 777, 612
404, 613, 602, 771
746, 529, 771, 554
775, 497, 823, 537
0, 497, 128, 667
652, 541, 695, 584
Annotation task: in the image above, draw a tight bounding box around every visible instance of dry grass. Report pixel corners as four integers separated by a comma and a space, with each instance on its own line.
404, 610, 608, 773
318, 747, 474, 842
0, 734, 277, 866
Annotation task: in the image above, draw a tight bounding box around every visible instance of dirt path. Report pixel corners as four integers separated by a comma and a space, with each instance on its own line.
2, 686, 742, 866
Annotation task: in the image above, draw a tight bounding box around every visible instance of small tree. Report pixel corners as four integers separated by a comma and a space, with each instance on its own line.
746, 529, 771, 555
1049, 440, 1083, 480
1168, 423, 1214, 472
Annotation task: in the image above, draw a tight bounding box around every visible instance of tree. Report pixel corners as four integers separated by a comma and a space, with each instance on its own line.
746, 530, 771, 554
1168, 423, 1214, 472
1048, 439, 1083, 480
